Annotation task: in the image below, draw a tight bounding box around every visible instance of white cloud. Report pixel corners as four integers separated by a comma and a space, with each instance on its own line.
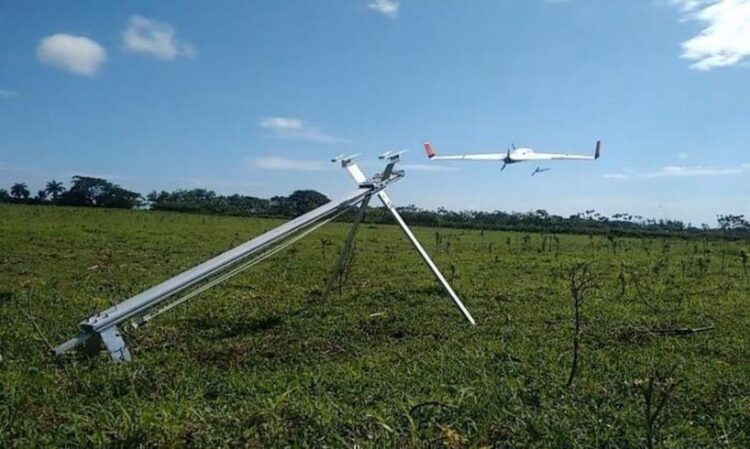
251, 157, 328, 171
37, 34, 107, 76
673, 0, 750, 70
259, 117, 304, 131
123, 16, 195, 60
602, 173, 629, 180
0, 89, 17, 98
605, 163, 747, 179
671, 0, 714, 12
647, 165, 744, 177
259, 116, 350, 143
368, 0, 399, 17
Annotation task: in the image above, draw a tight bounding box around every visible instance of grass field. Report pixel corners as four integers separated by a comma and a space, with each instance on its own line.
1, 204, 748, 448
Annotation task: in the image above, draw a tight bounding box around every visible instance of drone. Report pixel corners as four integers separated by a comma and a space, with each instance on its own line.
424, 140, 601, 171
531, 167, 551, 176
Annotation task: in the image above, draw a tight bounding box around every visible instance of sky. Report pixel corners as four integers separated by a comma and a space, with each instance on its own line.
0, 0, 748, 226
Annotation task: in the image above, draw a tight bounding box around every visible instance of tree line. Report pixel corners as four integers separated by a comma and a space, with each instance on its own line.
146, 188, 329, 218
362, 206, 749, 238
2, 176, 748, 238
2, 176, 142, 209
0, 176, 332, 219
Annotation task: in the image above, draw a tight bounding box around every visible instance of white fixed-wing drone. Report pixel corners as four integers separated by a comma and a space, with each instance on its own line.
424, 140, 601, 171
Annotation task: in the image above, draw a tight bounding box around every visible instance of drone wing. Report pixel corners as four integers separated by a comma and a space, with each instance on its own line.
525, 141, 601, 161
424, 142, 505, 161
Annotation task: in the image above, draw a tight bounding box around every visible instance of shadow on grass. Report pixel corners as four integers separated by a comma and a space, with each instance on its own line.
183, 315, 284, 340
0, 290, 15, 305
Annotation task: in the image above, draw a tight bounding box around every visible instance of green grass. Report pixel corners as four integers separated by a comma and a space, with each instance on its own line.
1, 204, 748, 448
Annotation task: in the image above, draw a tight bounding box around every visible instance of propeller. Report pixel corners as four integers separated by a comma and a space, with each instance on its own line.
501, 148, 510, 171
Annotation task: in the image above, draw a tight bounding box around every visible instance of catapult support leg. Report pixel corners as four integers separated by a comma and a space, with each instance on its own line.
98, 326, 132, 362
324, 195, 371, 297
377, 191, 476, 326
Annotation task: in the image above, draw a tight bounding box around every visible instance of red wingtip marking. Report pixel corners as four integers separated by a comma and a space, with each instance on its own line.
424, 141, 436, 159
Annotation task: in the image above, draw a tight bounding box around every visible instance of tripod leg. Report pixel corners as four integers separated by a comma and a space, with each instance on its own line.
323, 196, 371, 298
377, 191, 476, 325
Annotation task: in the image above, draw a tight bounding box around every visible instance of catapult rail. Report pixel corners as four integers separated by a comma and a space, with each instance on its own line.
53, 153, 474, 362
53, 182, 393, 358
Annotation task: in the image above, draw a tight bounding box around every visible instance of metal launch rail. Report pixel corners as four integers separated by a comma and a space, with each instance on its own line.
52, 153, 475, 362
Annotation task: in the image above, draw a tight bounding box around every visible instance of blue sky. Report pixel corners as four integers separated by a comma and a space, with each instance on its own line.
1, 0, 748, 226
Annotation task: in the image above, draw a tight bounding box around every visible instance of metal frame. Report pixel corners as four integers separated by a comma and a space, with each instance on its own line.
337, 154, 475, 325
52, 154, 475, 362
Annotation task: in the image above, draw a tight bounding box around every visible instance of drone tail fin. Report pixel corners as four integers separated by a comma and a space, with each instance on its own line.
424, 141, 436, 159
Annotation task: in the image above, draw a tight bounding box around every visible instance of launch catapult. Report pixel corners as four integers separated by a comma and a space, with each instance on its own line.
53, 152, 475, 362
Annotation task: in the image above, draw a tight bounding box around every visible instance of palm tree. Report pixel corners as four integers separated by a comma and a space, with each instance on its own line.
10, 182, 30, 200
36, 189, 49, 201
45, 180, 65, 200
